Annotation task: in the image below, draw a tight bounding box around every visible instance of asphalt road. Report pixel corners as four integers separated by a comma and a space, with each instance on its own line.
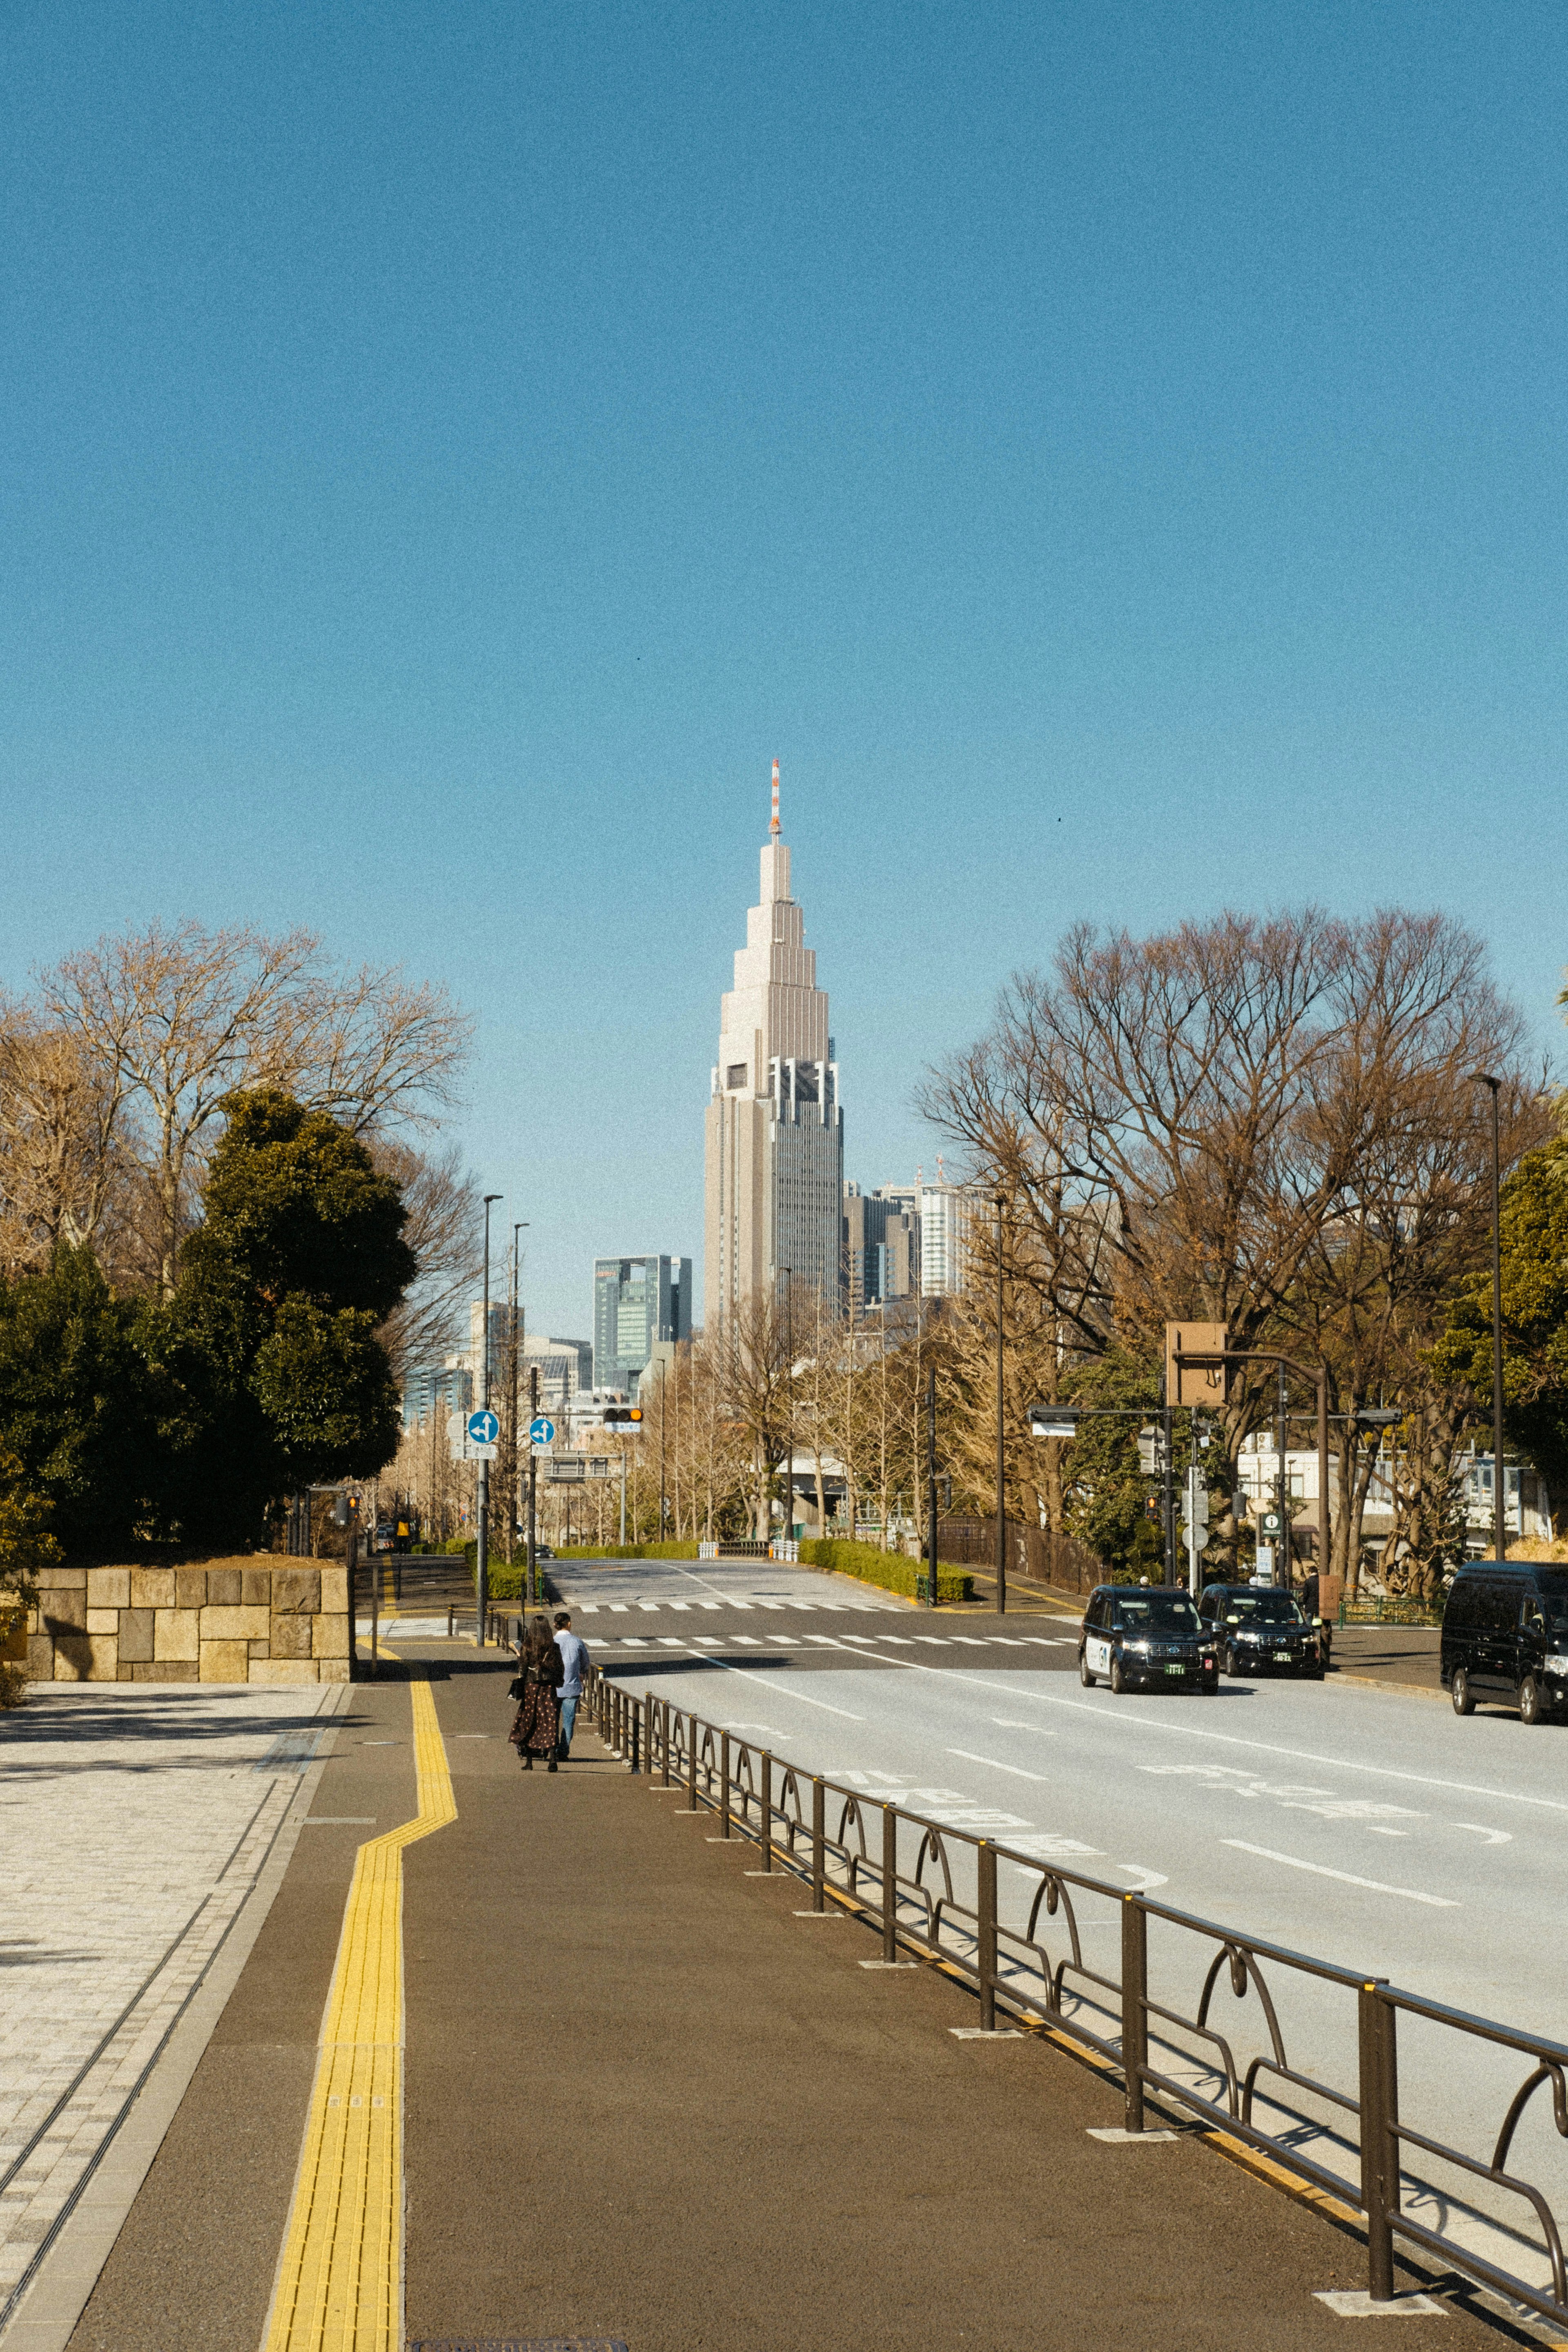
557, 1560, 1568, 2297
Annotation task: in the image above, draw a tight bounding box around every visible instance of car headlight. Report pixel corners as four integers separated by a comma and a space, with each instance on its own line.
1127, 1640, 1151, 1654
1546, 1653, 1568, 1677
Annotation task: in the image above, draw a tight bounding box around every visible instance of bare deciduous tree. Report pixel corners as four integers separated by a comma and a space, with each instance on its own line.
42, 921, 473, 1295
928, 906, 1546, 1591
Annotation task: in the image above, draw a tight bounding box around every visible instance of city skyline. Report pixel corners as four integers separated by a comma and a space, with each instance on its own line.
4, 4, 1566, 1338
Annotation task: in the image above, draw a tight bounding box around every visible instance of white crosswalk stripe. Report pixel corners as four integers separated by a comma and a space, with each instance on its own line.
569, 1597, 904, 1617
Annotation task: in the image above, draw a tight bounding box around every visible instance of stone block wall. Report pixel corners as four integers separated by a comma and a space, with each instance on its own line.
27, 1559, 352, 1685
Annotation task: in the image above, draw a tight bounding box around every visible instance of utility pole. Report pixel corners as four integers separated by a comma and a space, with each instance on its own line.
1160, 1367, 1176, 1586
926, 1360, 939, 1609
993, 1195, 1007, 1616
1275, 1359, 1290, 1590
780, 1266, 793, 1551
476, 1194, 501, 1645
508, 1223, 527, 1562
1472, 1072, 1507, 1563
526, 1363, 539, 1603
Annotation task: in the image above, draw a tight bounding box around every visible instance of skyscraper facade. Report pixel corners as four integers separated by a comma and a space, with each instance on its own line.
593, 1254, 691, 1396
704, 766, 844, 1324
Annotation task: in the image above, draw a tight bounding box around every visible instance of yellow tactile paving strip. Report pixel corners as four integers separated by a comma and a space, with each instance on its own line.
262, 1672, 455, 2352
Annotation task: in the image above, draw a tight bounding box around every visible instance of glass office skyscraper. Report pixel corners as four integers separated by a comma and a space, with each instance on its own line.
593, 1255, 691, 1397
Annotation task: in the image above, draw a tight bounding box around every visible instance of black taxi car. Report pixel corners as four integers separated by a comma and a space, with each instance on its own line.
1078, 1584, 1218, 1695
1196, 1583, 1326, 1678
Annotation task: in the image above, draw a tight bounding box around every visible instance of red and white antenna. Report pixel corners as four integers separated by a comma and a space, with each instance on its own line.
770, 756, 781, 837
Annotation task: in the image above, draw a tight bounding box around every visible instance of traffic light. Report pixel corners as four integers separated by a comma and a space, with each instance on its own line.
332, 1492, 360, 1528
604, 1406, 644, 1425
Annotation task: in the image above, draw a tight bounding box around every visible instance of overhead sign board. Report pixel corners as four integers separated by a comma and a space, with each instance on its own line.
1165, 1322, 1228, 1410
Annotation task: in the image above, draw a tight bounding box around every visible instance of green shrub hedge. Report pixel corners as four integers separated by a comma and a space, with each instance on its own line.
797, 1537, 971, 1603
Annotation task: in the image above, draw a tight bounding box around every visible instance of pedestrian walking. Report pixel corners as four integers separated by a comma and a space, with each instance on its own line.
554, 1611, 590, 1762
508, 1615, 564, 1773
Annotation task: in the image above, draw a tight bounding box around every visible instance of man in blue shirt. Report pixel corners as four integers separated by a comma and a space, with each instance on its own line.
554, 1612, 590, 1761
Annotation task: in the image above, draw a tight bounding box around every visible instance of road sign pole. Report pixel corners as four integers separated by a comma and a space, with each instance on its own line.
477, 1194, 501, 1647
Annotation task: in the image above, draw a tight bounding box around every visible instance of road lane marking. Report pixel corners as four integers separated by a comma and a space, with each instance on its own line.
1221, 1840, 1459, 1907
666, 1657, 866, 1718
262, 1675, 456, 2352
947, 1748, 1051, 1782
928, 1678, 1568, 1817
1454, 1823, 1511, 1844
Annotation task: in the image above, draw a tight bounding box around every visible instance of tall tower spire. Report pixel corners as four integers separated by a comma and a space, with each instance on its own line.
706, 775, 844, 1341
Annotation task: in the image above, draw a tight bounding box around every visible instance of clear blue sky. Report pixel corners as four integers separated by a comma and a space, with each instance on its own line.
2, 2, 1565, 1337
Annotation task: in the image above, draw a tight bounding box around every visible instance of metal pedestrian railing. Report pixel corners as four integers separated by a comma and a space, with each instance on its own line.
586, 1669, 1568, 2325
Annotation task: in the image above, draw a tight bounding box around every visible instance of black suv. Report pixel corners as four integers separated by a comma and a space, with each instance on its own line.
1441, 1561, 1568, 1724
1078, 1585, 1218, 1695
1197, 1584, 1326, 1679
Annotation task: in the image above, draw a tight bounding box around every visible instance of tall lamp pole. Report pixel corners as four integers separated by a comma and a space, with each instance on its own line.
780, 1266, 793, 1549
1472, 1073, 1507, 1564
994, 1195, 1007, 1616
510, 1223, 528, 1564
926, 1360, 939, 1608
476, 1193, 502, 1646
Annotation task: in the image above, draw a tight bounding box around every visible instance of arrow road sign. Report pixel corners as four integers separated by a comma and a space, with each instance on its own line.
468, 1409, 500, 1446
529, 1417, 555, 1446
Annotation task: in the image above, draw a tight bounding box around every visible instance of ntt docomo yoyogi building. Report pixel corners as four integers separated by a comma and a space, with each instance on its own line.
703, 764, 844, 1327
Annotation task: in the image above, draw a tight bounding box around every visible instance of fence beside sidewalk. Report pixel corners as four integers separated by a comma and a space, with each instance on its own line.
585, 1666, 1568, 2328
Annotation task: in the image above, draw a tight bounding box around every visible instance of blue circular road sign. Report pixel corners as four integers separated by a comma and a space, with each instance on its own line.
468, 1410, 500, 1445
528, 1416, 555, 1446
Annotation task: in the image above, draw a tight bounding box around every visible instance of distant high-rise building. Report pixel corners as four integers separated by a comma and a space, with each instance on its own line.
704, 763, 844, 1323
594, 1255, 691, 1396
400, 1361, 473, 1430
843, 1183, 918, 1309
878, 1164, 975, 1298
518, 1333, 592, 1424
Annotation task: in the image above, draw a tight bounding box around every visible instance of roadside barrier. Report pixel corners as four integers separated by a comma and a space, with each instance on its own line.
586, 1668, 1568, 2326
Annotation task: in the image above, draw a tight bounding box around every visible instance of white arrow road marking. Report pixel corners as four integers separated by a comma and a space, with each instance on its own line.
1223, 1840, 1459, 1907
1454, 1822, 1512, 1844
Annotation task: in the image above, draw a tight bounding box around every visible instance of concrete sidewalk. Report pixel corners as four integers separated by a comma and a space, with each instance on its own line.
58, 1644, 1493, 2351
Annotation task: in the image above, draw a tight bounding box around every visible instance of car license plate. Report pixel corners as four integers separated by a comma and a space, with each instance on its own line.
1273, 1652, 1291, 1662
1165, 1664, 1184, 1675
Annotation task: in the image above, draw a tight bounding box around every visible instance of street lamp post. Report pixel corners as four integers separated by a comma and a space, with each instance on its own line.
510, 1223, 527, 1563
784, 1273, 795, 1546
477, 1193, 502, 1646
1472, 1072, 1507, 1564
926, 1361, 938, 1609
994, 1196, 1007, 1617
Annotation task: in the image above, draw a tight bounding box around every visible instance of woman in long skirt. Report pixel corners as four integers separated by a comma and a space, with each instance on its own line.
510, 1615, 564, 1772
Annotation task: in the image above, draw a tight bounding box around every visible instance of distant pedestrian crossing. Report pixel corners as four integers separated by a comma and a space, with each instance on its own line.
568, 1599, 905, 1616
592, 1629, 1075, 1651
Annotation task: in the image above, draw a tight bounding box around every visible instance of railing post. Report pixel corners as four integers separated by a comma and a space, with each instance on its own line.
812, 1779, 826, 1911
688, 1713, 699, 1810
721, 1732, 731, 1837
661, 1699, 671, 1788
630, 1697, 640, 1775
1361, 1984, 1398, 2301
978, 1841, 997, 2031
761, 1751, 773, 1871
1120, 1895, 1148, 2133
882, 1805, 897, 1960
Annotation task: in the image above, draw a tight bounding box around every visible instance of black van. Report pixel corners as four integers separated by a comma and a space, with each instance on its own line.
1440, 1562, 1568, 1723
